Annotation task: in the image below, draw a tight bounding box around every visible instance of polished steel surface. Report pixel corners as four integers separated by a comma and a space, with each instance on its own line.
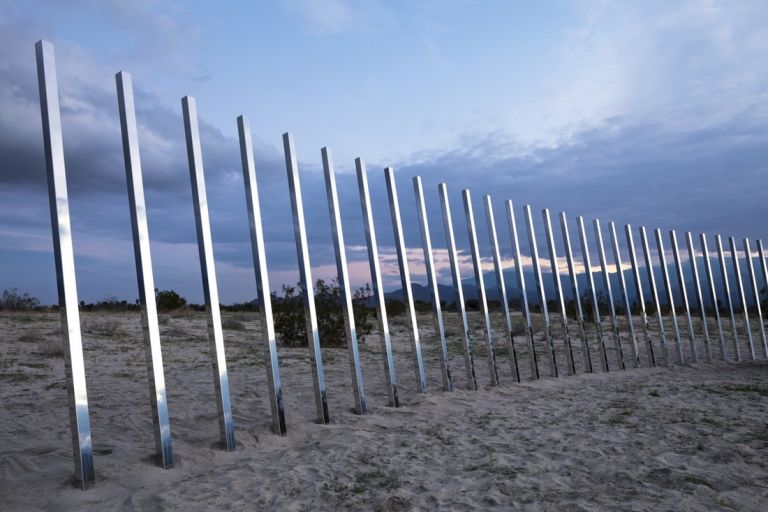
701, 234, 727, 359
610, 222, 639, 367
640, 227, 668, 365
507, 201, 540, 379
686, 232, 713, 362
439, 184, 477, 390
730, 237, 755, 360
594, 219, 625, 370
544, 209, 576, 375
525, 205, 558, 377
670, 230, 699, 362
356, 159, 399, 406
385, 167, 428, 393
655, 228, 684, 364
578, 216, 609, 372
485, 196, 520, 382
414, 177, 453, 391
116, 71, 173, 467
323, 148, 367, 412
743, 238, 768, 358
716, 235, 740, 361
182, 96, 236, 449
560, 213, 592, 372
626, 225, 655, 366
282, 132, 330, 423
464, 190, 500, 385
237, 116, 286, 434
35, 40, 95, 488
757, 239, 768, 357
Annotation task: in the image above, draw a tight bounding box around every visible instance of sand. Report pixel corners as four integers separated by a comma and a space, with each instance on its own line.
1, 309, 767, 511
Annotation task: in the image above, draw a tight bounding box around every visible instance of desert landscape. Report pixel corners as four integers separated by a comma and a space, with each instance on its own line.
1, 308, 767, 511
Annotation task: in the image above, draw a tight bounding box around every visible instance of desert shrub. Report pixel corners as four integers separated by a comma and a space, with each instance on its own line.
155, 289, 187, 312
0, 288, 40, 311
221, 318, 246, 331
386, 299, 406, 317
273, 280, 374, 348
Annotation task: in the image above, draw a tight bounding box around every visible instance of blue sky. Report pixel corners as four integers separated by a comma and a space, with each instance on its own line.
0, 0, 767, 305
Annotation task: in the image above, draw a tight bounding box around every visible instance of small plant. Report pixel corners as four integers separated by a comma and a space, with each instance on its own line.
155, 289, 187, 312
0, 288, 40, 310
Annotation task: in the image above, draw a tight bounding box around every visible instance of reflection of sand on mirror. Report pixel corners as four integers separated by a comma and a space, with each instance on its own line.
1, 309, 766, 511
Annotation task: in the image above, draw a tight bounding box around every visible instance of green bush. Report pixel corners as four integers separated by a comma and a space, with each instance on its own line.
273, 279, 374, 348
0, 288, 40, 310
155, 289, 187, 312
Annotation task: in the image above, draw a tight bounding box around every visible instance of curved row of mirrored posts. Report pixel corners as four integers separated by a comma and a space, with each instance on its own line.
33, 40, 768, 489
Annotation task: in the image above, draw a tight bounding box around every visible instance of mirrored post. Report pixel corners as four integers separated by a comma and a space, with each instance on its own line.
183, 97, 236, 448
464, 190, 500, 385
686, 232, 713, 362
655, 228, 684, 365
730, 237, 755, 360
626, 225, 655, 366
744, 238, 768, 358
640, 227, 668, 365
578, 217, 609, 372
561, 213, 592, 373
356, 159, 399, 406
702, 234, 727, 360
716, 235, 740, 361
595, 219, 625, 370
544, 209, 576, 375
610, 222, 639, 367
671, 230, 699, 362
439, 184, 477, 390
283, 132, 330, 423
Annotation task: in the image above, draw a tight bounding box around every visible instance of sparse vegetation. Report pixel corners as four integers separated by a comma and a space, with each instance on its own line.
0, 288, 40, 311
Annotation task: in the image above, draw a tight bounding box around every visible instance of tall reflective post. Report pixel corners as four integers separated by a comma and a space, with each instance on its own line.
595, 219, 625, 370
686, 232, 713, 362
610, 222, 639, 367
716, 235, 740, 361
525, 205, 558, 377
544, 209, 576, 375
464, 190, 500, 385
757, 239, 768, 356
561, 213, 592, 372
578, 217, 609, 372
485, 196, 520, 382
323, 148, 367, 412
356, 159, 399, 406
640, 227, 668, 365
744, 238, 768, 358
507, 201, 539, 379
626, 225, 655, 366
730, 237, 755, 360
237, 116, 286, 434
414, 177, 453, 391
702, 234, 727, 360
439, 184, 477, 390
655, 228, 684, 364
182, 97, 236, 449
117, 71, 173, 466
283, 133, 330, 423
35, 40, 95, 488
385, 167, 427, 393
671, 230, 699, 362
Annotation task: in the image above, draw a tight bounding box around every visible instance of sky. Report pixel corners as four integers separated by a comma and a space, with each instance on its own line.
0, 0, 767, 305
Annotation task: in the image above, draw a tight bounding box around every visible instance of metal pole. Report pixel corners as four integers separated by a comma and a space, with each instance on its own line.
507, 201, 539, 379
610, 222, 639, 367
485, 196, 520, 382
544, 209, 576, 375
702, 234, 727, 360
640, 227, 668, 365
655, 228, 684, 365
744, 238, 768, 358
385, 167, 427, 393
282, 132, 330, 423
716, 235, 740, 361
686, 232, 713, 362
414, 177, 453, 391
439, 184, 477, 390
626, 225, 655, 366
595, 219, 625, 370
730, 237, 755, 360
525, 205, 558, 377
323, 147, 367, 412
670, 230, 699, 362
35, 39, 95, 488
757, 239, 768, 357
356, 159, 399, 406
578, 217, 609, 372
464, 190, 500, 385
236, 116, 286, 434
116, 71, 173, 466
561, 213, 592, 372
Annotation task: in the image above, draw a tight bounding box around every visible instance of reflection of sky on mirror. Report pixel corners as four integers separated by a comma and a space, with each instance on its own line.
1, 1, 767, 304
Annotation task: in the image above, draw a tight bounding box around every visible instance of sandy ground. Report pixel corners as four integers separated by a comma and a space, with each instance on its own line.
1, 309, 767, 511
